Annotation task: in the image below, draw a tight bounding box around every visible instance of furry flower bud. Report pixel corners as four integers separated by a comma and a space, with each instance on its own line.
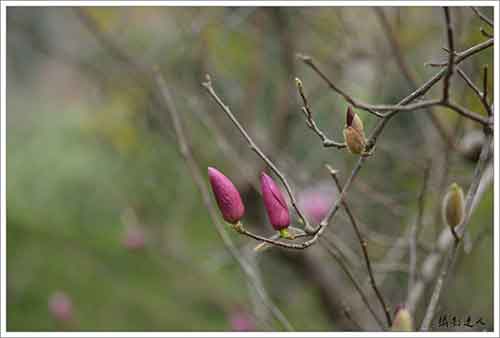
260, 172, 290, 233
391, 305, 414, 331
343, 106, 366, 154
443, 182, 465, 228
208, 167, 245, 224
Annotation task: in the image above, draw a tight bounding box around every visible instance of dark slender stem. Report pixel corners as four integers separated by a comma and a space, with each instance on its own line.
482, 65, 491, 116
408, 162, 430, 298
373, 7, 455, 149
480, 27, 493, 39
320, 237, 384, 329
471, 7, 493, 27
342, 304, 363, 331
426, 38, 493, 67
295, 78, 346, 149
154, 71, 294, 331
326, 165, 392, 328
442, 7, 455, 103
420, 130, 492, 330
420, 242, 459, 330
299, 38, 493, 129
202, 75, 313, 232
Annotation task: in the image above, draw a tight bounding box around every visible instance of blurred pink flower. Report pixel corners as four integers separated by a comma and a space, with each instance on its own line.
208, 167, 245, 224
229, 309, 256, 331
297, 184, 336, 224
48, 291, 73, 322
260, 172, 290, 231
122, 226, 146, 251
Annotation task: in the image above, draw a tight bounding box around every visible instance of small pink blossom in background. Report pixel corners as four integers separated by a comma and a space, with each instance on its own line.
297, 184, 336, 224
228, 308, 256, 331
48, 291, 73, 322
122, 225, 146, 251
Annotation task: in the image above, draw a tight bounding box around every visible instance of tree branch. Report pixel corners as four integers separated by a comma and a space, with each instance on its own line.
326, 165, 392, 327
154, 70, 294, 331
202, 75, 313, 233
471, 7, 493, 27
295, 78, 347, 149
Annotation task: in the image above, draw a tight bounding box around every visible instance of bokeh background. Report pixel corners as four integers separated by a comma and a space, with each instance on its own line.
6, 6, 494, 331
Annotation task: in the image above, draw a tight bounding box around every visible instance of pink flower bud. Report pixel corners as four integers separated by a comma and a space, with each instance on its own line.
48, 291, 73, 322
260, 172, 290, 231
208, 167, 245, 224
297, 184, 335, 224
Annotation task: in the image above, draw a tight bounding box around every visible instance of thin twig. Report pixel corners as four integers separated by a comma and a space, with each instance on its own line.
482, 65, 491, 116
320, 237, 384, 329
480, 27, 493, 39
342, 304, 363, 331
471, 7, 493, 27
420, 242, 459, 331
442, 7, 455, 103
299, 44, 492, 128
202, 75, 313, 233
154, 70, 294, 331
373, 7, 456, 150
326, 165, 392, 327
425, 38, 493, 67
295, 78, 346, 148
418, 130, 492, 330
408, 162, 430, 300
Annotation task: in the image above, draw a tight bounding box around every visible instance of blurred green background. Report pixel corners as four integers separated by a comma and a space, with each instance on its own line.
6, 6, 494, 331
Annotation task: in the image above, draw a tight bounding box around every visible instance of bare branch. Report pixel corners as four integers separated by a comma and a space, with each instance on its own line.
480, 27, 493, 39
295, 78, 346, 149
320, 238, 384, 329
326, 165, 392, 327
202, 75, 313, 233
408, 163, 430, 300
442, 7, 455, 103
373, 7, 455, 149
471, 7, 493, 28
155, 70, 294, 331
482, 65, 491, 116
426, 38, 493, 67
420, 242, 459, 330
415, 130, 493, 328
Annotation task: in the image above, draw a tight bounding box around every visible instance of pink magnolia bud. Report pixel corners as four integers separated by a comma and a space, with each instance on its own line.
260, 172, 290, 231
48, 291, 73, 322
297, 185, 335, 224
208, 167, 245, 224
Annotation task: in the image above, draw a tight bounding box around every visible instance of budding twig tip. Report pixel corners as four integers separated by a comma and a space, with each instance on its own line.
296, 53, 312, 63
295, 77, 303, 88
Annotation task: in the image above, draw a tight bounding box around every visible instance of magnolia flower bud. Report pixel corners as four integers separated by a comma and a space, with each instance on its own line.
208, 167, 245, 224
443, 182, 465, 228
48, 291, 73, 323
391, 305, 414, 331
347, 106, 365, 137
260, 172, 290, 236
343, 107, 366, 154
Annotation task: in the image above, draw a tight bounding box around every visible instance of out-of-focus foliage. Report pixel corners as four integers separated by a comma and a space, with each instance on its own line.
6, 6, 493, 331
